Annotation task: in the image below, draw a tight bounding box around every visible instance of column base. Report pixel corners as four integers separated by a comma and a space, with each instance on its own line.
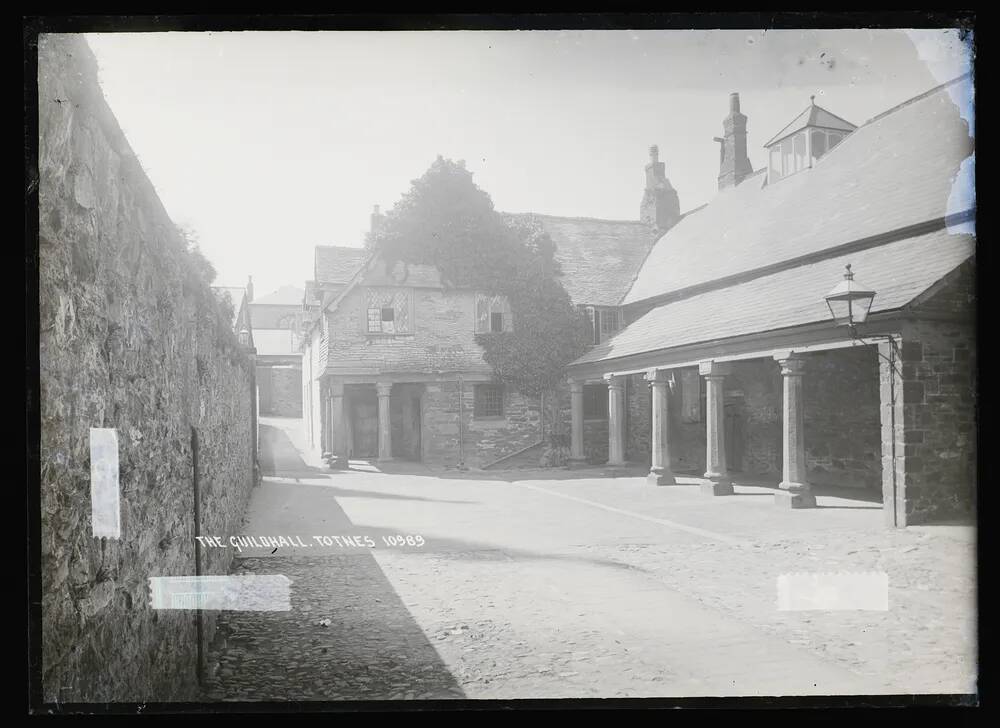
376, 456, 395, 463
566, 456, 589, 469
606, 459, 627, 467
700, 476, 734, 496
775, 484, 816, 509
328, 456, 350, 470
647, 468, 677, 486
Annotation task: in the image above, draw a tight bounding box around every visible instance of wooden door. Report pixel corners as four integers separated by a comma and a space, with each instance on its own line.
351, 390, 378, 458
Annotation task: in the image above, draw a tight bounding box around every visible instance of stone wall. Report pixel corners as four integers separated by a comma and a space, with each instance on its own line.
257, 365, 302, 417
421, 381, 543, 468
38, 34, 256, 702
804, 348, 881, 489
887, 317, 976, 525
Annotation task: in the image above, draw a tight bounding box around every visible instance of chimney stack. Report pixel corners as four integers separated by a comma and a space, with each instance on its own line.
370, 205, 381, 242
715, 92, 754, 190
639, 144, 680, 231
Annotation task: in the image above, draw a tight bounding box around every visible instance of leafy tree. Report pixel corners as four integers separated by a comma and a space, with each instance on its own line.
371, 156, 591, 399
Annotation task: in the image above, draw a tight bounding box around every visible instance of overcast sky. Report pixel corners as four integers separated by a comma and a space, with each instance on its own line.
83, 28, 973, 297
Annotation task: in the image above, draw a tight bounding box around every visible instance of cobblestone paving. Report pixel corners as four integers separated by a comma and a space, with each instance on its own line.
201, 555, 464, 701
201, 419, 976, 701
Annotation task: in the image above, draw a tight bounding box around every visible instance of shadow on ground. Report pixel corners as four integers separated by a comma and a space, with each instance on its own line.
201, 472, 466, 701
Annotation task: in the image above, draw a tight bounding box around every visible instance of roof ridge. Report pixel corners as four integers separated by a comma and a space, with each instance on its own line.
864, 72, 973, 126
503, 211, 648, 225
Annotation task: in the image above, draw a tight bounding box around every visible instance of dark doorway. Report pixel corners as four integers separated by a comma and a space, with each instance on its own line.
390, 384, 424, 461
349, 387, 378, 458
724, 401, 746, 473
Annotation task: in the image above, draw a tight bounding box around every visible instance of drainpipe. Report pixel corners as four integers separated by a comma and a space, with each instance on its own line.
888, 337, 898, 527
457, 375, 466, 469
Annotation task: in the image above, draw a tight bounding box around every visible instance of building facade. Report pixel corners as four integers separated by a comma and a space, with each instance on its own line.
299, 77, 975, 528
249, 285, 305, 417
566, 80, 976, 527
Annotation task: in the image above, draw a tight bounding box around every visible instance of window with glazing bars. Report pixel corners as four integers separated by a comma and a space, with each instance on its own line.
474, 384, 504, 417
366, 288, 411, 333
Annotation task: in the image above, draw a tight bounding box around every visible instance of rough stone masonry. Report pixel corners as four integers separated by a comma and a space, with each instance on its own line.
38, 34, 257, 702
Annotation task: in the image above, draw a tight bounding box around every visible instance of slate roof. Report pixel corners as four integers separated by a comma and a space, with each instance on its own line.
315, 245, 367, 285
574, 229, 974, 366
624, 78, 975, 307
252, 285, 304, 306
763, 102, 858, 147
503, 213, 660, 307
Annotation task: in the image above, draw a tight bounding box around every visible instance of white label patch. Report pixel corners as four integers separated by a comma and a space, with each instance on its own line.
89, 427, 121, 539
148, 575, 292, 611
777, 572, 889, 611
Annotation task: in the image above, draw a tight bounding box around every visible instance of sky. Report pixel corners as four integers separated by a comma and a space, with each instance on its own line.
82, 28, 974, 297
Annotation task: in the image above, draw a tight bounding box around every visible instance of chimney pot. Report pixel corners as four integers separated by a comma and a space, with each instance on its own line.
649, 145, 659, 163
730, 92, 740, 113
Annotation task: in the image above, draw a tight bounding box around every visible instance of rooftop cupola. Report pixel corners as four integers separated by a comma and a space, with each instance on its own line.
764, 95, 858, 183
639, 144, 680, 231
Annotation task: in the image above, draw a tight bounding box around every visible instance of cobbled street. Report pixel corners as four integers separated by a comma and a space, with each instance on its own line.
201, 417, 977, 700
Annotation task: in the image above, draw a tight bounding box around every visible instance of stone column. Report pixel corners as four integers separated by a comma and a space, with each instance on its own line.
699, 361, 734, 495
774, 353, 816, 508
568, 379, 586, 464
605, 374, 625, 466
323, 392, 331, 454
376, 381, 393, 462
646, 369, 676, 485
329, 381, 348, 469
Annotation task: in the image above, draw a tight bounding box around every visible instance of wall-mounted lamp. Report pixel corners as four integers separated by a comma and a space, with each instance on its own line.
824, 263, 876, 336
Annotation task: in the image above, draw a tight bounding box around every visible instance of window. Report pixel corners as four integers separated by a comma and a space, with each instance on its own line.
585, 306, 622, 345
793, 132, 807, 173
811, 129, 827, 161
474, 384, 504, 417
366, 288, 411, 334
476, 294, 512, 334
600, 308, 621, 336
769, 146, 782, 179
583, 383, 608, 420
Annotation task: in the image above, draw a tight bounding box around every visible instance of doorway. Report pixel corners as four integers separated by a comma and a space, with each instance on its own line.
390, 384, 423, 461
724, 401, 746, 473
349, 387, 378, 458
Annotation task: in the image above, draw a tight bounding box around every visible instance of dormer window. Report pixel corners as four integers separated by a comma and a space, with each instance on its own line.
475, 293, 512, 334
585, 306, 622, 345
765, 97, 856, 184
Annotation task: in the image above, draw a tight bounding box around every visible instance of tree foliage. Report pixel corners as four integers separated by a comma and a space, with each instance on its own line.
371, 157, 591, 397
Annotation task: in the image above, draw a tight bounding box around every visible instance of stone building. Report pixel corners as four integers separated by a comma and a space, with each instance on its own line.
566, 80, 976, 527
300, 76, 974, 527
249, 284, 304, 417
300, 197, 663, 468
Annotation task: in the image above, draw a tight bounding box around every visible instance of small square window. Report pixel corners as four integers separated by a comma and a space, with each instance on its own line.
381, 307, 394, 322
474, 384, 504, 417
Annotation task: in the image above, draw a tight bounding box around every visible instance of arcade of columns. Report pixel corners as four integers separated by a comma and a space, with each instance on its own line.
568, 352, 816, 509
